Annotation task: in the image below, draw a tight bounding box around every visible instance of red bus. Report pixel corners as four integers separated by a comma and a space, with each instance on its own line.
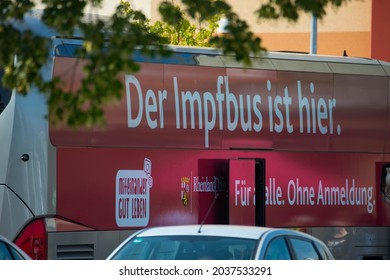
1, 16, 390, 260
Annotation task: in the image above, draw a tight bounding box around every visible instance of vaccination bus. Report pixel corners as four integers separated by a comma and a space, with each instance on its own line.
1, 14, 390, 260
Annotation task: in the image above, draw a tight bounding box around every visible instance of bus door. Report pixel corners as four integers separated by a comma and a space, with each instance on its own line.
198, 159, 229, 224
229, 159, 265, 226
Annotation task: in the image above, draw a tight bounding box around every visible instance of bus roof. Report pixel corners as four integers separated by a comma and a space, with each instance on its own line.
18, 10, 390, 77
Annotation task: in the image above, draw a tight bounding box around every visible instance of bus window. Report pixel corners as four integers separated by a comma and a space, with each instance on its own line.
381, 164, 390, 204
0, 70, 12, 115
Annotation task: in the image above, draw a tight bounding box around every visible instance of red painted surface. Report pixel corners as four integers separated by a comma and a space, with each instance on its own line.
371, 0, 390, 63
56, 147, 386, 229
229, 159, 256, 226
51, 58, 388, 153
52, 56, 390, 231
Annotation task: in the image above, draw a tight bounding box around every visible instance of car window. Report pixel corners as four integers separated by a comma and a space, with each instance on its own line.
9, 246, 27, 260
112, 237, 180, 260
0, 241, 13, 260
264, 237, 292, 260
289, 237, 320, 260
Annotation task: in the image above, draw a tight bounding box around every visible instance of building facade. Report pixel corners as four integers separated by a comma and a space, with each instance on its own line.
36, 0, 390, 62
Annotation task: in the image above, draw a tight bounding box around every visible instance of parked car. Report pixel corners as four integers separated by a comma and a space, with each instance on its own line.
107, 225, 334, 260
0, 235, 31, 260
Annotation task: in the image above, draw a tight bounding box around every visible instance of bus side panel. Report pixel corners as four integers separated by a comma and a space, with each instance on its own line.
221, 68, 275, 149
331, 74, 387, 152
57, 148, 201, 230
385, 76, 390, 154
265, 152, 383, 227
51, 59, 389, 154
270, 70, 333, 151
56, 148, 388, 230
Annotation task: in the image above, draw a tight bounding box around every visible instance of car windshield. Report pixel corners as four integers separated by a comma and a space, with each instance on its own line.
110, 235, 257, 260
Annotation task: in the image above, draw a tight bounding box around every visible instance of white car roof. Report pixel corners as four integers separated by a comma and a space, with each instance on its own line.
135, 224, 281, 240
